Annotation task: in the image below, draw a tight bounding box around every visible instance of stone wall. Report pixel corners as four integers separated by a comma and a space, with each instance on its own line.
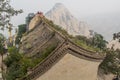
20, 15, 104, 80
28, 14, 42, 30
37, 54, 101, 80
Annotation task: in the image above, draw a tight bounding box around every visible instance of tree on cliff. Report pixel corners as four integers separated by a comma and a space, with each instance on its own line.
0, 33, 6, 79
25, 13, 35, 25
113, 32, 120, 43
100, 50, 120, 77
75, 33, 107, 50
92, 33, 107, 50
0, 0, 22, 30
15, 24, 27, 44
0, 33, 5, 62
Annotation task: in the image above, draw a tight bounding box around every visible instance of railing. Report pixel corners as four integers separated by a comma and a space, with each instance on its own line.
21, 40, 67, 80
68, 41, 104, 60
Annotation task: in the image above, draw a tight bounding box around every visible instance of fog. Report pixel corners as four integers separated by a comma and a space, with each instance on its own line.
1, 0, 120, 39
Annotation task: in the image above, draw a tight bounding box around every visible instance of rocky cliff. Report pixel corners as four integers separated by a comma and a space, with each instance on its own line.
45, 3, 91, 37
107, 39, 120, 50
37, 54, 100, 80
20, 14, 104, 80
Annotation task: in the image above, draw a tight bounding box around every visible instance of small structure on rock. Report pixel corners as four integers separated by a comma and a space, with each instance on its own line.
28, 11, 44, 30
37, 11, 44, 18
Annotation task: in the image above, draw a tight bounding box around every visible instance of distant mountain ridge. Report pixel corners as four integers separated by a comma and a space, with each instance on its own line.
45, 3, 91, 37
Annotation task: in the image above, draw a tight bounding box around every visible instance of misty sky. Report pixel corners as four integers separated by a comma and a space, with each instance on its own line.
1, 0, 120, 38
10, 0, 120, 25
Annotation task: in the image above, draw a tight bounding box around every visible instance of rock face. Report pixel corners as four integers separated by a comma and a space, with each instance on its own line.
45, 3, 91, 37
20, 15, 104, 80
107, 39, 120, 50
37, 54, 101, 80
28, 14, 42, 30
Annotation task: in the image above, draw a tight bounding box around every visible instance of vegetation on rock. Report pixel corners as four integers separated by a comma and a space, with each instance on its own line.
113, 32, 120, 40
15, 24, 27, 44
4, 41, 58, 80
4, 47, 25, 80
3, 13, 118, 80
25, 13, 35, 25
45, 18, 107, 52
100, 49, 120, 76
0, 33, 5, 56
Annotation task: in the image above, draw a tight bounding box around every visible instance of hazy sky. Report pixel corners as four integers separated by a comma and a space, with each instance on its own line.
10, 0, 120, 25
1, 0, 120, 37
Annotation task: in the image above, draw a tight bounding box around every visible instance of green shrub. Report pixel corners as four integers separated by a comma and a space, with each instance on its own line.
31, 43, 58, 67
15, 24, 27, 44
100, 50, 120, 75
4, 47, 30, 80
25, 43, 32, 49
4, 47, 22, 67
45, 18, 107, 52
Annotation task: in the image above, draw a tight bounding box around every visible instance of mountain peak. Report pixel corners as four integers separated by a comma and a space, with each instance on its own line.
54, 3, 64, 7
45, 3, 91, 37
52, 3, 67, 11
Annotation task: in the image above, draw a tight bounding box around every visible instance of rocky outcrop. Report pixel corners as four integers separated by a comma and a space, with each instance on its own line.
37, 54, 101, 80
28, 14, 42, 30
98, 68, 115, 80
107, 39, 120, 50
20, 15, 104, 80
45, 3, 91, 37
